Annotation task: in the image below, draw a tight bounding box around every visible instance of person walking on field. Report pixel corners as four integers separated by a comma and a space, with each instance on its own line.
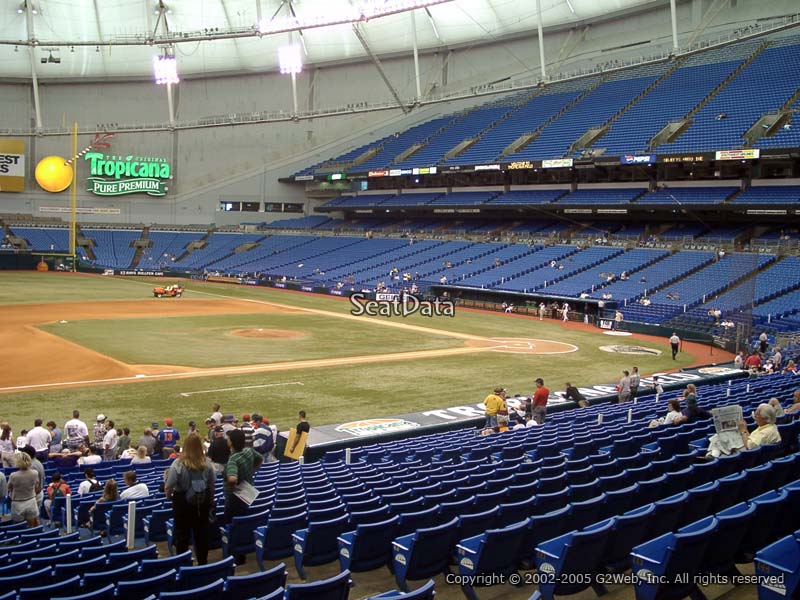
165, 433, 216, 565
669, 332, 681, 360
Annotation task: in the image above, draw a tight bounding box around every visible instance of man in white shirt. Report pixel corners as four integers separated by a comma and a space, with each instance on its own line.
120, 471, 149, 500
759, 332, 769, 354
64, 410, 89, 450
77, 468, 100, 496
102, 420, 118, 461
669, 333, 681, 360
77, 446, 102, 466
27, 419, 52, 461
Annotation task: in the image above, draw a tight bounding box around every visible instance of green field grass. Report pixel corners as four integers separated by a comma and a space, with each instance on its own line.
0, 272, 702, 436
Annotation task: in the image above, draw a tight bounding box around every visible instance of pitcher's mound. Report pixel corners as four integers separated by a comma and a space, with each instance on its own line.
465, 337, 578, 355
229, 328, 306, 339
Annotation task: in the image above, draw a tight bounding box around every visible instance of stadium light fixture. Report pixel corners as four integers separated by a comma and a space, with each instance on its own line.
278, 44, 303, 75
259, 0, 453, 36
153, 54, 179, 85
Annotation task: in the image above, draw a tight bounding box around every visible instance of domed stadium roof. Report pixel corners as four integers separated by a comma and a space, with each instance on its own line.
0, 0, 660, 79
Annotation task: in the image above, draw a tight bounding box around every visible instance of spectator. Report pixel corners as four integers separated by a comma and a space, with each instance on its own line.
740, 403, 781, 450
771, 347, 783, 369
784, 390, 800, 414
49, 447, 81, 469
44, 472, 71, 519
630, 367, 640, 399
78, 445, 102, 466
649, 399, 682, 427
210, 403, 223, 425
252, 414, 276, 462
92, 414, 107, 447
21, 446, 45, 508
768, 397, 785, 419
674, 385, 711, 425
64, 410, 89, 450
26, 419, 51, 462
158, 418, 180, 455
759, 332, 769, 354
208, 426, 230, 474
618, 370, 632, 403
221, 415, 236, 436
0, 423, 14, 467
0, 471, 6, 503
8, 452, 41, 527
165, 433, 216, 565
532, 378, 549, 424
483, 387, 506, 430
47, 421, 62, 454
782, 360, 797, 375
137, 428, 157, 456
77, 468, 102, 496
744, 350, 762, 371
224, 429, 262, 565
131, 446, 152, 465
650, 375, 664, 395
120, 471, 149, 500
239, 414, 255, 448
88, 480, 119, 524
564, 382, 588, 408
289, 411, 310, 457
118, 428, 131, 454
734, 351, 745, 370
103, 420, 118, 461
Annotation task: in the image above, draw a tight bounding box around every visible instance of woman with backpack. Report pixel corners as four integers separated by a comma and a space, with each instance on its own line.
44, 472, 71, 519
165, 433, 216, 565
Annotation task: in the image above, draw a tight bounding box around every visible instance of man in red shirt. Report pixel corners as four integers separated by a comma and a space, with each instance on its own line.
744, 351, 762, 370
532, 378, 549, 424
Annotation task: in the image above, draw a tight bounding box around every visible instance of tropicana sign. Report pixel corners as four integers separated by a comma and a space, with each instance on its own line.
85, 152, 171, 197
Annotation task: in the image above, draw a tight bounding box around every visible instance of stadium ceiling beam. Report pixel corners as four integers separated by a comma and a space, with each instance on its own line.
684, 0, 728, 50
536, 0, 546, 79
219, 0, 247, 72
255, 0, 262, 24
93, 0, 107, 77
24, 0, 42, 131
424, 7, 441, 43
352, 23, 409, 114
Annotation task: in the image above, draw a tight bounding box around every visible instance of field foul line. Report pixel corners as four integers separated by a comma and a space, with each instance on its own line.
0, 346, 490, 393
179, 381, 304, 397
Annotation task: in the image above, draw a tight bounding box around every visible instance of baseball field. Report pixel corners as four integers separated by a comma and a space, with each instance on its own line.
0, 271, 722, 437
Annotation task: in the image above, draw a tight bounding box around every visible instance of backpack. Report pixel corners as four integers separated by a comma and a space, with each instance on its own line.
88, 479, 102, 493
183, 465, 208, 507
51, 483, 68, 498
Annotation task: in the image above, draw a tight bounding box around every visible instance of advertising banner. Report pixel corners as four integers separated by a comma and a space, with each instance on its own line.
0, 139, 25, 192
85, 152, 171, 197
620, 154, 656, 164
714, 149, 760, 161
542, 158, 573, 168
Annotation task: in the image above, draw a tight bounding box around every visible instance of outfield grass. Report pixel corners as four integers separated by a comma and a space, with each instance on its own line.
0, 272, 701, 436
40, 312, 461, 367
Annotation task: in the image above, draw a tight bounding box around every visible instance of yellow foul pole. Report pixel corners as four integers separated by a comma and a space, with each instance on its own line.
70, 122, 78, 269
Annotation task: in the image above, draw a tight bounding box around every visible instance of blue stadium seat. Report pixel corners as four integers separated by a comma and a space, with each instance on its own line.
456, 519, 529, 600
680, 481, 720, 527
80, 538, 126, 558
51, 583, 116, 600
337, 516, 400, 573
19, 575, 82, 600
649, 492, 689, 538
53, 555, 107, 578
223, 562, 287, 600
709, 472, 747, 514
285, 569, 352, 600
106, 544, 158, 570
255, 512, 309, 569
567, 494, 606, 530
391, 518, 460, 592
139, 550, 193, 578
0, 567, 53, 591
630, 517, 717, 600
221, 510, 269, 561
519, 505, 572, 566
116, 569, 177, 600
755, 532, 800, 600
292, 514, 351, 579
365, 579, 435, 600
176, 557, 236, 591
702, 501, 757, 576
81, 562, 140, 592
531, 519, 616, 600
457, 507, 499, 541
160, 579, 225, 600
602, 504, 657, 572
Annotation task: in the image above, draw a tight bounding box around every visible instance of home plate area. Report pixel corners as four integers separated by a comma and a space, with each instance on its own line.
464, 337, 578, 355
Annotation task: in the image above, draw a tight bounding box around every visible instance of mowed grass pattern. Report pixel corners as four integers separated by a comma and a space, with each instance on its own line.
40, 313, 461, 367
0, 272, 702, 436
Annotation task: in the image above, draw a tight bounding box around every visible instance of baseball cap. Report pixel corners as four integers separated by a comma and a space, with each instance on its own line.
188, 421, 196, 427
213, 425, 224, 433
252, 413, 263, 422
96, 414, 106, 422
242, 414, 251, 422
223, 414, 235, 423
164, 418, 173, 426
494, 387, 506, 394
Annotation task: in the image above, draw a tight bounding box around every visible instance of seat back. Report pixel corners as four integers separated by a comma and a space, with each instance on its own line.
397, 506, 441, 537
258, 512, 308, 560
301, 515, 351, 562
604, 504, 656, 569
177, 556, 235, 591
457, 507, 498, 541
159, 579, 225, 600
224, 563, 287, 600
139, 550, 193, 578
285, 569, 351, 600
346, 517, 400, 569
466, 519, 528, 575
402, 518, 461, 580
